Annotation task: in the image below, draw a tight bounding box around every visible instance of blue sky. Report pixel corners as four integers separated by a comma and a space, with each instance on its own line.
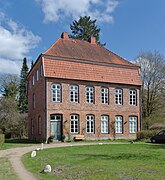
0, 0, 165, 74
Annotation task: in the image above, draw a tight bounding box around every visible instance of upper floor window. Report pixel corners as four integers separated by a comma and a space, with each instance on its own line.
69, 85, 79, 103
86, 86, 94, 104
115, 116, 123, 133
129, 116, 137, 133
115, 89, 123, 105
36, 70, 39, 81
32, 75, 35, 86
101, 115, 109, 133
101, 88, 109, 104
70, 114, 79, 133
51, 84, 61, 102
40, 65, 43, 76
86, 115, 94, 133
129, 90, 137, 105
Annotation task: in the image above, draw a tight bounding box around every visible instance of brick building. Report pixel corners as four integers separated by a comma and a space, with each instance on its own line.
27, 32, 142, 142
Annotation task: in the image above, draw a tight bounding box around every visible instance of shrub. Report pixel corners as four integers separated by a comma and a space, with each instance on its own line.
149, 123, 165, 130
137, 130, 158, 140
0, 134, 5, 146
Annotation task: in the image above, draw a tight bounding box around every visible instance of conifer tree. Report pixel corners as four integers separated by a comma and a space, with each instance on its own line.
18, 57, 29, 113
70, 16, 104, 45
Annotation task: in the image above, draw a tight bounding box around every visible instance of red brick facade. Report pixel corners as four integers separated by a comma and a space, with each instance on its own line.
27, 32, 142, 142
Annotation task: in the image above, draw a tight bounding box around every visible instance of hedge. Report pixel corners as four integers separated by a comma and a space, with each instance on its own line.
0, 134, 5, 146
136, 130, 158, 140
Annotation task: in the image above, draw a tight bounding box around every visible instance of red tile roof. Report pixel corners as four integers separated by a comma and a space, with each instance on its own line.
43, 33, 137, 67
40, 32, 142, 86
43, 58, 142, 86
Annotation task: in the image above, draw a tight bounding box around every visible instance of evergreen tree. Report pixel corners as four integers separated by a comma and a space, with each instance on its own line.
70, 16, 104, 45
18, 58, 29, 113
31, 60, 34, 69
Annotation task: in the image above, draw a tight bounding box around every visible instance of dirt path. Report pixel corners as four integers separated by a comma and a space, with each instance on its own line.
0, 142, 106, 180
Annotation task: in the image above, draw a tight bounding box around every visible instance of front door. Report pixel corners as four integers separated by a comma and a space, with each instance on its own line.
50, 115, 62, 140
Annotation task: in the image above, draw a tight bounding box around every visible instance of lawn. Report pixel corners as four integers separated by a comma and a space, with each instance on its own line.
0, 139, 39, 150
22, 143, 165, 180
0, 157, 18, 180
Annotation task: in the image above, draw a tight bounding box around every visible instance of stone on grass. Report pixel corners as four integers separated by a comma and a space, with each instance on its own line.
43, 165, 51, 173
31, 150, 37, 158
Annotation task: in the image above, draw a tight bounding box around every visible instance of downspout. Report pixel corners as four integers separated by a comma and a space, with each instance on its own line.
42, 56, 48, 143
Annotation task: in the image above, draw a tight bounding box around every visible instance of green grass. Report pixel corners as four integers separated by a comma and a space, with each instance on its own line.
0, 157, 18, 180
0, 139, 39, 150
22, 143, 165, 180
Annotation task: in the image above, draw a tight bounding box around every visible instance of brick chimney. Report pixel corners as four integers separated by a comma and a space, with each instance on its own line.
61, 32, 69, 39
88, 36, 96, 44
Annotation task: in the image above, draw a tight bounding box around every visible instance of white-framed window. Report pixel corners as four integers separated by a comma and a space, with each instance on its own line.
36, 70, 39, 81
38, 116, 42, 135
115, 116, 123, 133
86, 86, 94, 104
115, 89, 122, 105
70, 114, 79, 133
33, 93, 35, 109
69, 85, 79, 103
101, 88, 109, 104
129, 90, 137, 105
32, 75, 35, 86
86, 115, 94, 133
101, 115, 109, 133
129, 116, 137, 133
40, 65, 43, 76
51, 84, 61, 102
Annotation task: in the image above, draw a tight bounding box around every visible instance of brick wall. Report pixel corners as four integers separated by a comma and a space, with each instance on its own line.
46, 78, 141, 140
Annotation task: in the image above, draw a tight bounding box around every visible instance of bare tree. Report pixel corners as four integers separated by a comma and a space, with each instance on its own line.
136, 51, 165, 129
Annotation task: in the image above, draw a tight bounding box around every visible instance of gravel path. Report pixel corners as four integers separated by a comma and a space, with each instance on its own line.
0, 142, 104, 180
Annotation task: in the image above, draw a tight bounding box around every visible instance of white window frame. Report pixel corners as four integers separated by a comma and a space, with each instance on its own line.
69, 85, 79, 103
129, 90, 137, 105
101, 115, 109, 133
86, 115, 94, 133
129, 116, 137, 133
70, 114, 79, 133
51, 84, 61, 102
115, 89, 122, 105
115, 116, 123, 133
101, 88, 109, 104
36, 70, 39, 81
32, 75, 35, 86
86, 86, 94, 104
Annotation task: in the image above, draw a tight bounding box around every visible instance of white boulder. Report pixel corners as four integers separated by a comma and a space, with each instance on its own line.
44, 165, 51, 173
31, 150, 37, 158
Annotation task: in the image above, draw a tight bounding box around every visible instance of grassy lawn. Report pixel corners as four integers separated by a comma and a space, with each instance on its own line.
0, 139, 39, 150
22, 143, 165, 180
0, 157, 18, 180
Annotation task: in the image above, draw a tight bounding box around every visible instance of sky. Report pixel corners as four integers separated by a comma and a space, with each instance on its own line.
0, 0, 165, 75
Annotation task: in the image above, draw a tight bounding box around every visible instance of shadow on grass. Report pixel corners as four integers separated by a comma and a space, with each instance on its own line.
74, 153, 151, 161
5, 139, 40, 144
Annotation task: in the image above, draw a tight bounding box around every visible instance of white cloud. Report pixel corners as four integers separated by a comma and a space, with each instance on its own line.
36, 0, 119, 23
0, 12, 41, 74
0, 58, 22, 74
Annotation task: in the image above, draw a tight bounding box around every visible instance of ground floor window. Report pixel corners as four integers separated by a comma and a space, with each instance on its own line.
101, 115, 109, 133
38, 116, 42, 135
86, 115, 94, 133
70, 114, 79, 133
129, 116, 137, 133
115, 116, 123, 133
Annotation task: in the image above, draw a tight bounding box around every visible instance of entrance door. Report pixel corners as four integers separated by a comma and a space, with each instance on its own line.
50, 115, 62, 140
